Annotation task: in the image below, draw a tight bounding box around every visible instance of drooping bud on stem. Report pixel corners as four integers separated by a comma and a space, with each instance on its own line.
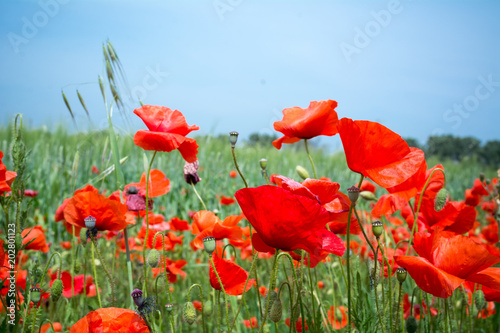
229, 131, 239, 148
479, 173, 485, 182
147, 249, 160, 268
474, 290, 486, 311
131, 288, 144, 307
347, 186, 360, 204
435, 188, 449, 212
372, 220, 383, 238
183, 302, 197, 325
405, 316, 418, 333
270, 298, 282, 323
203, 236, 216, 256
51, 279, 63, 302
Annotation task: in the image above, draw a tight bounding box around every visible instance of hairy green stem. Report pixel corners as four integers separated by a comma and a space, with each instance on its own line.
191, 182, 207, 210
91, 236, 116, 306
142, 151, 157, 296
304, 139, 317, 179
91, 242, 103, 308
210, 255, 231, 333
231, 147, 248, 188
187, 284, 206, 333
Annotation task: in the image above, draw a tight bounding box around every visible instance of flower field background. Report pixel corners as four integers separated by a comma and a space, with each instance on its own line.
1, 43, 499, 333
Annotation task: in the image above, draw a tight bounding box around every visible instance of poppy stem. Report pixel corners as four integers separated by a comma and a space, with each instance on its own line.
91, 241, 103, 308
258, 250, 280, 333
187, 284, 206, 333
303, 139, 317, 179
160, 232, 173, 304
231, 147, 248, 188
191, 182, 207, 210
122, 228, 135, 308
91, 236, 116, 306
209, 255, 231, 333
142, 151, 157, 296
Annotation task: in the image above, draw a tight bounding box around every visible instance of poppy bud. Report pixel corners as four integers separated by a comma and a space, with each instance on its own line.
183, 302, 197, 325
405, 316, 418, 333
203, 236, 216, 256
74, 257, 82, 274
79, 228, 88, 246
127, 186, 139, 195
147, 249, 160, 268
360, 191, 377, 201
474, 290, 486, 311
434, 188, 448, 212
203, 300, 213, 315
84, 215, 96, 229
165, 303, 174, 313
334, 307, 343, 321
396, 267, 407, 283
347, 186, 360, 204
291, 302, 301, 321
372, 221, 383, 238
479, 173, 485, 182
51, 279, 63, 302
30, 286, 42, 304
265, 290, 278, 311
296, 165, 310, 180
270, 298, 282, 323
184, 160, 201, 185
131, 289, 144, 307
229, 131, 239, 148
259, 159, 268, 170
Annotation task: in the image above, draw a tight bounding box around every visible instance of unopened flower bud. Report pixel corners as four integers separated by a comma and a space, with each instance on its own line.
372, 221, 383, 238
405, 316, 418, 333
131, 289, 144, 307
296, 165, 310, 180
184, 160, 201, 185
203, 300, 213, 315
396, 267, 407, 283
203, 236, 216, 256
474, 290, 486, 311
259, 159, 267, 170
479, 173, 485, 182
30, 286, 42, 303
165, 303, 174, 313
434, 188, 448, 212
270, 298, 282, 323
347, 186, 360, 204
360, 191, 377, 201
265, 290, 278, 310
50, 279, 63, 302
183, 302, 197, 325
84, 216, 96, 229
229, 131, 239, 148
147, 249, 160, 268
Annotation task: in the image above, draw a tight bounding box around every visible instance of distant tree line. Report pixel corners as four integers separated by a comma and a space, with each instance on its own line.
405, 135, 500, 166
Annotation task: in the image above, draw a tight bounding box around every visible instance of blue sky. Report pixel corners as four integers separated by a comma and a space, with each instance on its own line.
1, 0, 499, 149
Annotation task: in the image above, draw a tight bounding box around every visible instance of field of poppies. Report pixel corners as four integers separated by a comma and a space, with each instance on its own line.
0, 48, 499, 333
1, 98, 499, 333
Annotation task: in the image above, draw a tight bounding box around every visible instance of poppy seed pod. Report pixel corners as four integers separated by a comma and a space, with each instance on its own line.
147, 249, 160, 268
372, 220, 383, 238
183, 160, 201, 185
51, 279, 63, 302
396, 267, 407, 283
127, 186, 139, 195
30, 286, 42, 304
131, 289, 144, 307
270, 298, 282, 323
259, 159, 267, 170
347, 186, 360, 204
434, 188, 449, 212
84, 215, 96, 229
183, 302, 197, 325
229, 131, 239, 148
203, 236, 216, 256
406, 316, 418, 333
360, 191, 377, 201
165, 303, 174, 313
296, 165, 310, 180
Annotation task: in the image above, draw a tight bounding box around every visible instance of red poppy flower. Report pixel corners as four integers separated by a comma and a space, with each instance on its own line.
327, 306, 348, 329
0, 151, 16, 193
220, 195, 235, 205
395, 229, 500, 298
22, 226, 49, 253
471, 178, 489, 196
285, 318, 308, 332
338, 118, 425, 188
152, 257, 187, 283
169, 217, 190, 231
371, 194, 408, 218
235, 184, 345, 264
49, 271, 97, 298
70, 307, 150, 333
133, 105, 199, 163
125, 169, 170, 198
63, 185, 132, 232
24, 189, 38, 197
243, 317, 258, 328
191, 212, 243, 250
41, 322, 63, 333
91, 165, 100, 174
272, 100, 339, 149
229, 170, 237, 178
209, 252, 254, 296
